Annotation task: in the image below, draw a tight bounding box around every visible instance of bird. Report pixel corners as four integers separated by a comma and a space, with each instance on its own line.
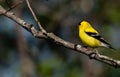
78, 21, 114, 49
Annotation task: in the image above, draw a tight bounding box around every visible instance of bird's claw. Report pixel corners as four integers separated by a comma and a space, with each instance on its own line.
88, 51, 98, 59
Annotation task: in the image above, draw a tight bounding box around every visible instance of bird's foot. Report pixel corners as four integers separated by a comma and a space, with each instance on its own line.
88, 49, 98, 59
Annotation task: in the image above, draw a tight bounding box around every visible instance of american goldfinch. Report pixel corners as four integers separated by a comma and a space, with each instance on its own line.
78, 21, 114, 49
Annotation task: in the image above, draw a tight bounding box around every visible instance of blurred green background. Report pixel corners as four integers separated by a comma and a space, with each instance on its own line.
0, 0, 120, 77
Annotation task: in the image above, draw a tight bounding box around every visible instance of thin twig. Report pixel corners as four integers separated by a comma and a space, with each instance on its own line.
5, 0, 23, 13
25, 0, 46, 33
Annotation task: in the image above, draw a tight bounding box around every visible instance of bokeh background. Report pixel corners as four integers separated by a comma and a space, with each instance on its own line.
0, 0, 120, 77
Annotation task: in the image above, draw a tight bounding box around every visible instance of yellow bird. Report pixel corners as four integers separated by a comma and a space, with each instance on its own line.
78, 21, 114, 49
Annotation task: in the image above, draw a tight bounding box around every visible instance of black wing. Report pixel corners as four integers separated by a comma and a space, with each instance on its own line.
85, 31, 114, 49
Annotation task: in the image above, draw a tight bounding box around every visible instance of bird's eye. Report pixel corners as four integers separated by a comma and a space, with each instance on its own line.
78, 21, 81, 25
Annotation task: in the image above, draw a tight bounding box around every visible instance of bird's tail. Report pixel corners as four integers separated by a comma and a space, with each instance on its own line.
108, 45, 116, 50
101, 43, 115, 50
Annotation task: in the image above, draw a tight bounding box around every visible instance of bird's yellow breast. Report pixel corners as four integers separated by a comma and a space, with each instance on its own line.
79, 26, 101, 48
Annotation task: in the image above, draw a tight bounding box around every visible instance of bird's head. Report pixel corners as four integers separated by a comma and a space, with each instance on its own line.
78, 21, 92, 30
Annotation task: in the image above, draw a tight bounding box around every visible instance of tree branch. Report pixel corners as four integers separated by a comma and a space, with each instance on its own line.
5, 0, 23, 13
25, 0, 46, 33
0, 5, 120, 68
